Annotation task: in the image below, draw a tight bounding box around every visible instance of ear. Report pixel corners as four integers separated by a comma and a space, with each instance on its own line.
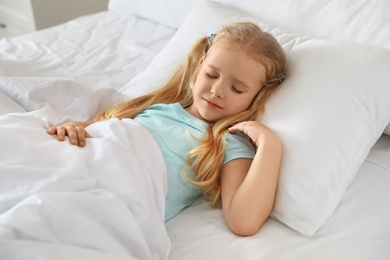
199, 56, 205, 67
195, 56, 206, 77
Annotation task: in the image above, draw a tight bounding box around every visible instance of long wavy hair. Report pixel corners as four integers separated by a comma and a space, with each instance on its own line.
96, 22, 287, 206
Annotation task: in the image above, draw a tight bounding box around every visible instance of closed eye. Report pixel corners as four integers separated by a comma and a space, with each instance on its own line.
206, 72, 218, 79
231, 85, 243, 94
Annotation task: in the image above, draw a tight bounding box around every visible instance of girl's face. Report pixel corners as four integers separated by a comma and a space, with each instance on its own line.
188, 42, 266, 123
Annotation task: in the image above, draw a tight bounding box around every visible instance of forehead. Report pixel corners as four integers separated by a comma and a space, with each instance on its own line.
204, 42, 266, 88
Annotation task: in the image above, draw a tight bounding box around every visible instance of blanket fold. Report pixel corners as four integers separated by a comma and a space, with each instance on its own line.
0, 77, 170, 260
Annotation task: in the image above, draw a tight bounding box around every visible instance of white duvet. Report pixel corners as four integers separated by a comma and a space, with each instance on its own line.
0, 77, 170, 260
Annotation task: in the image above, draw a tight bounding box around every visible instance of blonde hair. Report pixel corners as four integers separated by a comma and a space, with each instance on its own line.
96, 22, 287, 205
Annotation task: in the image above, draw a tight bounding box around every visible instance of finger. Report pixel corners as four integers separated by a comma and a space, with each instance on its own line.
56, 127, 67, 142
228, 126, 238, 134
228, 122, 246, 133
47, 126, 57, 135
75, 126, 87, 147
65, 126, 79, 145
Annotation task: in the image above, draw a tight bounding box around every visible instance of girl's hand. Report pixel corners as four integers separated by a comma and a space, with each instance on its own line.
47, 120, 94, 147
228, 121, 278, 147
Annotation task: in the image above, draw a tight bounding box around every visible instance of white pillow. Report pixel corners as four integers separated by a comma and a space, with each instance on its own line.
120, 1, 390, 235
108, 0, 204, 28
210, 0, 390, 49
210, 0, 390, 135
384, 125, 390, 136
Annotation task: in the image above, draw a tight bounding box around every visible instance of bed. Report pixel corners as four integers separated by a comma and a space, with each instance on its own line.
0, 0, 389, 259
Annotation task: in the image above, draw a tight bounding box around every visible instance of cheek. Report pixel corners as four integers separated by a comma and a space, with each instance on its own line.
193, 75, 207, 92
192, 81, 203, 99
231, 96, 255, 112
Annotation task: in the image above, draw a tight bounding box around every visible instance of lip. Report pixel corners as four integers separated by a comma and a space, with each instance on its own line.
203, 98, 222, 109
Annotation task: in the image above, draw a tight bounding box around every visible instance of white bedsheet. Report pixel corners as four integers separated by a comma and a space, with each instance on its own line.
166, 134, 390, 259
0, 11, 176, 91
0, 77, 170, 259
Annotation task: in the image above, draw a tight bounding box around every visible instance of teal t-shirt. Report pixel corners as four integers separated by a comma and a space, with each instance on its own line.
134, 103, 255, 221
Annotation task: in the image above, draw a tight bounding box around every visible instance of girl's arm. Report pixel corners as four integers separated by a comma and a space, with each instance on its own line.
220, 121, 282, 236
47, 119, 96, 147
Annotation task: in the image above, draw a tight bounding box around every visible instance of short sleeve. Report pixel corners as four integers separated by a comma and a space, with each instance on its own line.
223, 131, 256, 165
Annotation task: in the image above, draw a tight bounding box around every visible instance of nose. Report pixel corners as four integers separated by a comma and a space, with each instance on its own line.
210, 82, 224, 98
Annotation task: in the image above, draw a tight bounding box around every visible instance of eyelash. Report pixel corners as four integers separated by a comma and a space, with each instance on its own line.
206, 72, 243, 94
206, 72, 217, 79
231, 86, 243, 94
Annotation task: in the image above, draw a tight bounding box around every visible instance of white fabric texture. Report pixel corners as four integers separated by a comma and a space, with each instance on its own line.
166, 134, 390, 260
108, 0, 204, 29
384, 125, 390, 136
210, 0, 390, 48
0, 11, 176, 91
210, 0, 390, 133
122, 1, 390, 235
0, 78, 170, 259
0, 0, 389, 258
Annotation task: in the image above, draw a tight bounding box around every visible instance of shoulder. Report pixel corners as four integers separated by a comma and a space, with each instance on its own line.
223, 131, 256, 165
225, 131, 251, 144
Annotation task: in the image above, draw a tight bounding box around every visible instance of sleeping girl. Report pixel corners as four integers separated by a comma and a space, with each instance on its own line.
48, 21, 287, 236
